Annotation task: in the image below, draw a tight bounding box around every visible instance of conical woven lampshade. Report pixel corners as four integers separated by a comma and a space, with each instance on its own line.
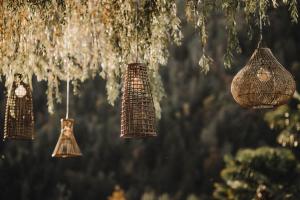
4, 74, 34, 140
231, 47, 296, 109
52, 118, 82, 158
121, 63, 157, 138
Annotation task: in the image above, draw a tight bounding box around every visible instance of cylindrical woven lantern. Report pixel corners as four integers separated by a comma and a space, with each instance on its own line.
52, 118, 82, 158
121, 63, 157, 138
231, 47, 296, 109
4, 74, 34, 140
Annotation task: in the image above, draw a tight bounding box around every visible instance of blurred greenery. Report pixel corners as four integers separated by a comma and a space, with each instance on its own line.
0, 3, 300, 200
213, 147, 300, 200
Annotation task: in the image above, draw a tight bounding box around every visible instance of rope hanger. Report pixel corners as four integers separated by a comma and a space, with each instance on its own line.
135, 0, 139, 63
65, 17, 71, 119
258, 0, 264, 48
66, 65, 70, 119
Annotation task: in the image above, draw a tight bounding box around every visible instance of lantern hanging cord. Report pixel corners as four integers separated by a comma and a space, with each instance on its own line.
65, 18, 70, 119
66, 64, 70, 119
135, 0, 139, 63
194, 0, 198, 30
201, 0, 206, 55
258, 1, 263, 47
1, 0, 3, 45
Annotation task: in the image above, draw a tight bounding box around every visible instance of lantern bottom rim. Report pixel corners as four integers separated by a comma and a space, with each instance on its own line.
252, 105, 274, 109
3, 135, 35, 141
120, 132, 157, 139
52, 153, 82, 158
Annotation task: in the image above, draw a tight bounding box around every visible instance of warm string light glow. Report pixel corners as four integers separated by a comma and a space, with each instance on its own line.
276, 112, 300, 148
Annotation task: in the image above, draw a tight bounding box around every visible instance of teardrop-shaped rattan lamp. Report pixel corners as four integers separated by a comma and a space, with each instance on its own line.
4, 74, 35, 141
231, 47, 296, 109
121, 63, 157, 138
52, 118, 82, 158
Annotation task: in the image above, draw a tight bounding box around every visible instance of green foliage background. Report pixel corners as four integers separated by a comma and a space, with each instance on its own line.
214, 147, 300, 200
0, 2, 300, 200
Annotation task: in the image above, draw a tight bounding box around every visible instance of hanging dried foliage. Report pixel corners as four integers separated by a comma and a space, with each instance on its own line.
231, 47, 296, 109
0, 0, 298, 117
4, 74, 34, 140
52, 118, 82, 158
121, 63, 157, 138
0, 0, 182, 118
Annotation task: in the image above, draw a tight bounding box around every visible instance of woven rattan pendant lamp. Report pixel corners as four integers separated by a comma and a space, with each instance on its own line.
4, 74, 35, 141
231, 6, 295, 109
52, 118, 82, 158
120, 0, 157, 138
121, 63, 157, 138
52, 65, 82, 158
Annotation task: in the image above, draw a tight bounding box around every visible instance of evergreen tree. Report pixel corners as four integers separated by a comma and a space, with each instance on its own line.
213, 147, 300, 200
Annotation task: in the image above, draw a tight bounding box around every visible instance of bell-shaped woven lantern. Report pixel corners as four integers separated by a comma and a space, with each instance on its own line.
52, 118, 82, 158
231, 47, 296, 109
121, 63, 157, 138
4, 74, 34, 140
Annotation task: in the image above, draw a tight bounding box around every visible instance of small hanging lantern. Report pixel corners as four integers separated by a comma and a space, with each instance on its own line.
52, 118, 82, 158
231, 3, 296, 109
120, 63, 157, 138
120, 0, 157, 138
231, 47, 296, 109
4, 74, 35, 140
52, 64, 82, 158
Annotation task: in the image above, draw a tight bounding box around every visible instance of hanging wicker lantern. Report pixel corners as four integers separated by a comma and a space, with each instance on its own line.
4, 74, 34, 140
52, 118, 82, 158
121, 63, 157, 138
231, 47, 296, 109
